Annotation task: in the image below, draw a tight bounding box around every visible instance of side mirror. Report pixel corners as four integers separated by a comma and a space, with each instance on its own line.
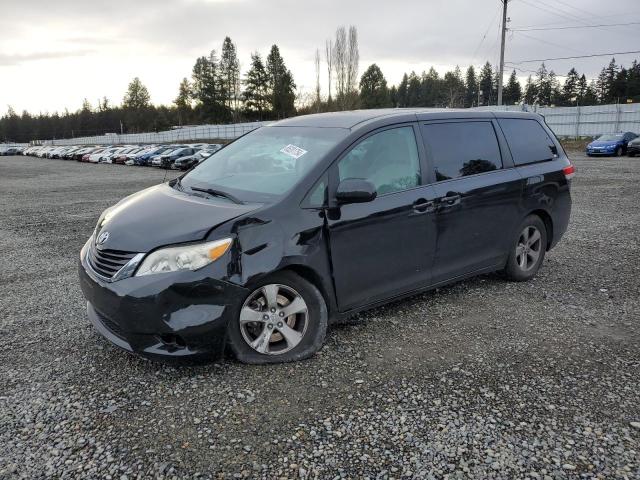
335, 178, 377, 204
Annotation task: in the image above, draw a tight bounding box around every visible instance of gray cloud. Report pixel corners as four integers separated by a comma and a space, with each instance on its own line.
0, 50, 95, 66
1, 0, 640, 112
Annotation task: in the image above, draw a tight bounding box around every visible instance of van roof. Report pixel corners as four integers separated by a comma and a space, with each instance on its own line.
272, 108, 541, 129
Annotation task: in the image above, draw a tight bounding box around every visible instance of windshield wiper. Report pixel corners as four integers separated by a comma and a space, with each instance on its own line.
190, 187, 245, 205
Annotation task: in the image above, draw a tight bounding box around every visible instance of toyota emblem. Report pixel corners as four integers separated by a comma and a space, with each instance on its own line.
97, 231, 110, 245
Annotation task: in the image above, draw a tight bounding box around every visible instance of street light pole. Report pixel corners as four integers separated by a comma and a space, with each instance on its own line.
497, 0, 508, 106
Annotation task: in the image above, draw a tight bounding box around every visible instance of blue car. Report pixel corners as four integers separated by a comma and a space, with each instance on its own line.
586, 132, 638, 157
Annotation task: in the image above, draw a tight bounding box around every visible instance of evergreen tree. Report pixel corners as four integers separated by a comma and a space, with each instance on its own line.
627, 60, 640, 101
503, 70, 522, 105
406, 71, 421, 107
397, 73, 409, 107
174, 78, 192, 125
577, 74, 588, 104
191, 51, 229, 122
611, 67, 628, 102
220, 37, 240, 114
122, 77, 151, 132
464, 65, 478, 107
242, 53, 270, 119
479, 62, 494, 105
595, 68, 608, 103
359, 64, 391, 108
562, 68, 580, 105
389, 85, 398, 107
122, 77, 151, 109
604, 57, 618, 102
535, 63, 560, 105
548, 70, 561, 105
523, 75, 538, 105
443, 66, 465, 107
421, 67, 442, 107
266, 45, 296, 118
583, 81, 599, 106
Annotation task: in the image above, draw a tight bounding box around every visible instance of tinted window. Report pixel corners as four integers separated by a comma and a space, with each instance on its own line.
499, 119, 557, 165
422, 121, 502, 181
338, 126, 421, 195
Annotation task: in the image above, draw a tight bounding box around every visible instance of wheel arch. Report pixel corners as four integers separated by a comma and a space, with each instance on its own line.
277, 264, 337, 320
528, 209, 553, 250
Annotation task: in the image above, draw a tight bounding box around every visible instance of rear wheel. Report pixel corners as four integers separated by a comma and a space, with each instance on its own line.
615, 146, 623, 157
227, 271, 327, 364
503, 215, 547, 282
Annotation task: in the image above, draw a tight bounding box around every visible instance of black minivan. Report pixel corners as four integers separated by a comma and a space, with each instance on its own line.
79, 109, 573, 363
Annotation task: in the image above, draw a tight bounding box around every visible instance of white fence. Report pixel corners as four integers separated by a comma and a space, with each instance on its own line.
40, 122, 270, 146
35, 102, 640, 146
475, 102, 640, 137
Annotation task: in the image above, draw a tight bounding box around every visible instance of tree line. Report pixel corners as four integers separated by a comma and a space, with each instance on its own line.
339, 58, 640, 111
1, 26, 639, 143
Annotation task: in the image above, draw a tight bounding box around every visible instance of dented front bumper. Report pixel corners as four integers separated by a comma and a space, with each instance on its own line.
78, 242, 248, 361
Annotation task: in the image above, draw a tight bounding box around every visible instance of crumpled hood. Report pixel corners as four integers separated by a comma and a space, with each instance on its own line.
95, 183, 261, 253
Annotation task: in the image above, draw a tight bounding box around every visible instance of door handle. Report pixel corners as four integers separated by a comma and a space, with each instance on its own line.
412, 198, 435, 214
438, 194, 461, 208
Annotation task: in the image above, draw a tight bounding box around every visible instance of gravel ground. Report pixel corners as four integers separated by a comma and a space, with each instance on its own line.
0, 154, 638, 479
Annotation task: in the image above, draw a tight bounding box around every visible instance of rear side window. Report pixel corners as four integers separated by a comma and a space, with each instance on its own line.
498, 118, 556, 165
421, 121, 502, 181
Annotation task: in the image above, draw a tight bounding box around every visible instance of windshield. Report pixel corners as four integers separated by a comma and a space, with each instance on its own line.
596, 134, 623, 141
181, 126, 348, 203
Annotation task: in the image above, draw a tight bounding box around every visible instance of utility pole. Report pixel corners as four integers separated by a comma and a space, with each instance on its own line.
497, 0, 508, 106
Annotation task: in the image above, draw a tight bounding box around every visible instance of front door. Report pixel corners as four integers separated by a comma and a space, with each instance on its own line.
420, 119, 523, 283
326, 125, 438, 311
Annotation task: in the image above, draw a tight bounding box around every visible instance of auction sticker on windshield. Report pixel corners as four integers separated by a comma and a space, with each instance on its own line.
280, 144, 308, 159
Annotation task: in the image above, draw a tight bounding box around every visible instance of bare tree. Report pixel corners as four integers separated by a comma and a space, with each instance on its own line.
314, 48, 321, 111
346, 26, 359, 96
325, 39, 333, 104
332, 25, 359, 110
333, 26, 347, 109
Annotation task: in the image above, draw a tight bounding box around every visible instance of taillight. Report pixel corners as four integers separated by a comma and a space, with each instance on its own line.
563, 164, 575, 180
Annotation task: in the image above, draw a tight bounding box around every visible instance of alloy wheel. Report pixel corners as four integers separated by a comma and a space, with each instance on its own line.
239, 284, 308, 355
515, 225, 542, 272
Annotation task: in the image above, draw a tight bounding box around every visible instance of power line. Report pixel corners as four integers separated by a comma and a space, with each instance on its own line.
471, 7, 501, 64
518, 0, 623, 36
509, 50, 640, 64
511, 21, 640, 32
511, 11, 640, 29
512, 30, 585, 55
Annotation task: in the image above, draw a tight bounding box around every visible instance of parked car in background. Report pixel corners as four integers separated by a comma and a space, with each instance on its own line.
157, 147, 198, 169
173, 149, 218, 170
586, 132, 638, 156
627, 136, 640, 157
0, 145, 24, 155
134, 146, 171, 166
150, 146, 187, 167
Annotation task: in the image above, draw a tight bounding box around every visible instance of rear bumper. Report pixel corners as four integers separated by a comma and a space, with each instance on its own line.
78, 241, 248, 361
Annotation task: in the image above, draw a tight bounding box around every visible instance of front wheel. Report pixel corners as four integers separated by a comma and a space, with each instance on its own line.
227, 271, 327, 364
503, 215, 547, 282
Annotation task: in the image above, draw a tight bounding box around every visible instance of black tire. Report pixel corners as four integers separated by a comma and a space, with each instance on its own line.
503, 215, 547, 282
615, 146, 623, 157
227, 271, 328, 364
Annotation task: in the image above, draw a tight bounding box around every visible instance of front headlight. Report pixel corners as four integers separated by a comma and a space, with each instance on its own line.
135, 238, 232, 276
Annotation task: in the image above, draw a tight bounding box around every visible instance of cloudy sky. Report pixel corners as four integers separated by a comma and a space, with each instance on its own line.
1, 0, 639, 114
